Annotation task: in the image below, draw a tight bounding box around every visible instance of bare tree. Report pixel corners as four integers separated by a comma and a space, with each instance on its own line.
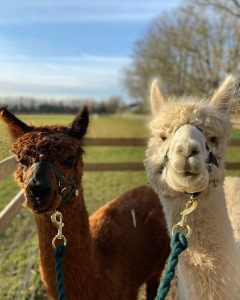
193, 0, 240, 18
123, 5, 240, 106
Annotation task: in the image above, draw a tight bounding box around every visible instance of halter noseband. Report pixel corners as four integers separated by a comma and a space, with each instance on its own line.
25, 160, 79, 209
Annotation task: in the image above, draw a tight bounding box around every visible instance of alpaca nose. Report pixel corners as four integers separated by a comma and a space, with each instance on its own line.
28, 179, 52, 199
175, 141, 200, 158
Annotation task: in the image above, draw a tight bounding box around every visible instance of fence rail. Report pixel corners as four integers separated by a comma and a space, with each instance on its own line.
0, 191, 24, 235
0, 137, 240, 235
0, 155, 18, 180
84, 138, 240, 147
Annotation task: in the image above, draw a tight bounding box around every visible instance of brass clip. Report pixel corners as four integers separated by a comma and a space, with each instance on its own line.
171, 195, 198, 238
51, 210, 67, 249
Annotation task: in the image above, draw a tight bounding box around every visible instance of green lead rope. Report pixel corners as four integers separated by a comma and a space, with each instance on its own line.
53, 231, 187, 300
55, 245, 67, 300
155, 232, 188, 300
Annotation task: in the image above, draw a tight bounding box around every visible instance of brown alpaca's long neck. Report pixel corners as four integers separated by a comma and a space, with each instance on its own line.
34, 188, 94, 298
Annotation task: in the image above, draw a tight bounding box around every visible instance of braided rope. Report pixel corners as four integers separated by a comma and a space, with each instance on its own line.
155, 232, 188, 300
55, 245, 67, 300
53, 231, 186, 300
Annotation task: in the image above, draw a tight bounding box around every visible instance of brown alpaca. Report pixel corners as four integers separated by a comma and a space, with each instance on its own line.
0, 107, 170, 300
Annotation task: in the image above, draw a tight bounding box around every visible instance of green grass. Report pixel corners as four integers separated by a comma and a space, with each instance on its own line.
0, 114, 239, 299
0, 176, 19, 211
232, 128, 240, 139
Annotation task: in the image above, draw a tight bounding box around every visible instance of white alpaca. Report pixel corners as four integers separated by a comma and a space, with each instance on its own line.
144, 75, 240, 300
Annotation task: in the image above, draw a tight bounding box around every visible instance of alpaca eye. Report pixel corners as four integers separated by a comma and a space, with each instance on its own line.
160, 134, 167, 141
209, 136, 217, 143
63, 156, 75, 167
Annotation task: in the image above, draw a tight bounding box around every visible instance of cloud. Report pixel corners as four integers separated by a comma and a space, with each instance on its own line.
0, 0, 182, 100
0, 54, 130, 100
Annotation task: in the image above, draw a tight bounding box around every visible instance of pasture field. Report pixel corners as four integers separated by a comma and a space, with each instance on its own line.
0, 114, 239, 300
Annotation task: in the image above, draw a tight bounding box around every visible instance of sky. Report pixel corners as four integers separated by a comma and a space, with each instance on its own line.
0, 0, 182, 102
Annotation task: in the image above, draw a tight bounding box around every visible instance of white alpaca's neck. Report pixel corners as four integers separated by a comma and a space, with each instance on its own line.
161, 186, 240, 300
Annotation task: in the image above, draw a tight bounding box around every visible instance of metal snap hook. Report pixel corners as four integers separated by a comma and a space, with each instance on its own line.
171, 196, 198, 239
51, 210, 67, 249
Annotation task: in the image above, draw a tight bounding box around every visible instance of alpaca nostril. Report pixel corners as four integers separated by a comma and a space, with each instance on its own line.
189, 148, 199, 157
175, 143, 184, 154
175, 142, 200, 158
29, 181, 51, 199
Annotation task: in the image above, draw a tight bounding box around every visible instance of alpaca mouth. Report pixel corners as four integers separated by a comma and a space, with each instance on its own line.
34, 206, 53, 214
165, 164, 209, 194
172, 165, 201, 177
26, 194, 56, 214
183, 171, 197, 177
33, 201, 53, 214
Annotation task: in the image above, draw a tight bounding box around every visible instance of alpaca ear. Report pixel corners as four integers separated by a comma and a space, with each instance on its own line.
150, 80, 166, 115
209, 75, 239, 114
69, 106, 89, 139
0, 107, 32, 139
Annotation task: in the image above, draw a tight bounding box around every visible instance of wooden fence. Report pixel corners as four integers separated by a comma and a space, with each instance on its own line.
0, 137, 240, 235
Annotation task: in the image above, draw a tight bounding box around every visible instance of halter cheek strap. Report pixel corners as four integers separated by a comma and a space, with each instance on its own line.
158, 151, 169, 174
206, 151, 218, 168
43, 161, 79, 208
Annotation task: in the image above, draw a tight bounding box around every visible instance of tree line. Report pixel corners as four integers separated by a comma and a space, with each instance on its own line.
123, 0, 240, 112
0, 96, 130, 114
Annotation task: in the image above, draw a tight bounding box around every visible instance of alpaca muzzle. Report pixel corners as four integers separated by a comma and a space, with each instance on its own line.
25, 160, 79, 212
24, 162, 54, 211
159, 125, 218, 174
157, 124, 219, 195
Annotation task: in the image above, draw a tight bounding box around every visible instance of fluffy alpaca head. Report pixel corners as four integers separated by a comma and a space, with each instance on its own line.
0, 107, 89, 213
144, 76, 238, 198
